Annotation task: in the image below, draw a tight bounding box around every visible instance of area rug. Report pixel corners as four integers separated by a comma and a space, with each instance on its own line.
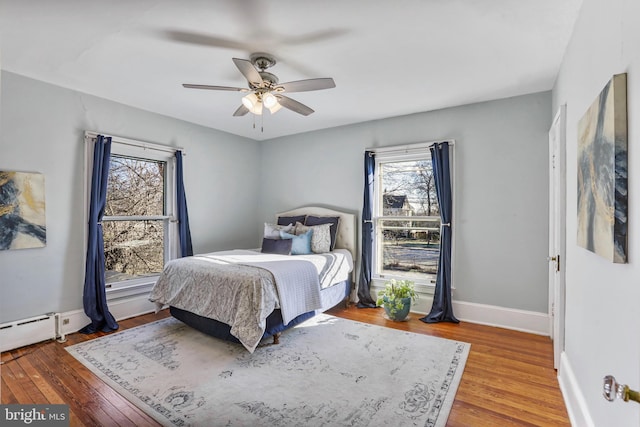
66, 314, 470, 427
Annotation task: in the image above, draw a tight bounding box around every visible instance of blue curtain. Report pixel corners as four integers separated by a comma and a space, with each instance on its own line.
421, 142, 459, 323
80, 135, 118, 334
357, 151, 377, 308
176, 151, 193, 257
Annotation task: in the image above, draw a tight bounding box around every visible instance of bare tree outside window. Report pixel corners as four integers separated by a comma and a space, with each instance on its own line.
103, 156, 166, 283
378, 159, 440, 280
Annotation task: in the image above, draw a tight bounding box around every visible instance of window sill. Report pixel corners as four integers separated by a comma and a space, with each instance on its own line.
106, 278, 158, 301
371, 278, 456, 296
371, 277, 434, 295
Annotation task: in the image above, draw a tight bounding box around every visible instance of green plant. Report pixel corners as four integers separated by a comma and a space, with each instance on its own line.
376, 279, 418, 317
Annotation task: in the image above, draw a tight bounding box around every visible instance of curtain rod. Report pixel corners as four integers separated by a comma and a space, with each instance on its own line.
365, 139, 454, 155
84, 131, 185, 155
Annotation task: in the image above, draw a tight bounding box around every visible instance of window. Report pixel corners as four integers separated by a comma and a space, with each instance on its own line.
373, 143, 452, 286
85, 134, 178, 296
103, 156, 167, 283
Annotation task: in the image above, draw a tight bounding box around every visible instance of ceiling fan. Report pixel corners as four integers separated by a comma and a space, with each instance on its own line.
182, 52, 335, 117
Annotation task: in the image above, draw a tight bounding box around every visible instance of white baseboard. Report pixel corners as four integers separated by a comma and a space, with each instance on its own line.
59, 294, 157, 338
387, 290, 550, 336
450, 300, 550, 336
558, 351, 595, 427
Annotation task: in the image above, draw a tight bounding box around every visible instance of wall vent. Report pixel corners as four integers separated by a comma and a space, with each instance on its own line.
0, 313, 57, 352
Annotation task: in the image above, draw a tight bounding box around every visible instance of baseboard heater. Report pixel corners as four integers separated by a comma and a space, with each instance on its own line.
0, 313, 57, 353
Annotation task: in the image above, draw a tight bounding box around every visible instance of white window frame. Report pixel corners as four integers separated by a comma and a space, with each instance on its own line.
84, 132, 181, 299
371, 141, 455, 292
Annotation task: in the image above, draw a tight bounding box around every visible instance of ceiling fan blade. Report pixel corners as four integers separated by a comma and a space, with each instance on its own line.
284, 29, 350, 46
277, 78, 336, 93
277, 95, 315, 116
183, 84, 248, 92
232, 58, 263, 88
233, 105, 250, 116
164, 30, 251, 51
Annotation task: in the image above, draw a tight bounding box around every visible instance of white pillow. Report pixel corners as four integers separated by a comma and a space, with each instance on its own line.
264, 222, 294, 239
295, 222, 332, 253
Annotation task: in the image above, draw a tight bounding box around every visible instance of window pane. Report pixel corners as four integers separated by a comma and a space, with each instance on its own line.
106, 156, 165, 216
381, 160, 439, 216
380, 224, 440, 279
103, 220, 164, 282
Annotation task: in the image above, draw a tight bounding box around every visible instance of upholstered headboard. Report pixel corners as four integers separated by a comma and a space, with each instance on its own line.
276, 206, 357, 261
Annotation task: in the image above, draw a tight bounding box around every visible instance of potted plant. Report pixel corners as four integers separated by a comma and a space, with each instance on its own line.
376, 279, 418, 321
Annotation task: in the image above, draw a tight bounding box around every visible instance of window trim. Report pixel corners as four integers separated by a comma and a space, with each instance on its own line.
370, 140, 455, 291
83, 132, 183, 297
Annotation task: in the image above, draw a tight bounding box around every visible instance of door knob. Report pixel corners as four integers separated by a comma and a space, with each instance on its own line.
603, 375, 640, 404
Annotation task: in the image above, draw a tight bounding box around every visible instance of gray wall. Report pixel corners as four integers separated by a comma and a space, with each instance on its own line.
0, 71, 261, 323
259, 92, 552, 313
0, 70, 553, 327
552, 0, 640, 425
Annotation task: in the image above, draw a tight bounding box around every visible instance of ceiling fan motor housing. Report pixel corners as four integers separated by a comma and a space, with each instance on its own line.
250, 52, 277, 70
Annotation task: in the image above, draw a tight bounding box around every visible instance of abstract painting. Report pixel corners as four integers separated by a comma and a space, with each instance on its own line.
0, 171, 47, 250
577, 73, 627, 263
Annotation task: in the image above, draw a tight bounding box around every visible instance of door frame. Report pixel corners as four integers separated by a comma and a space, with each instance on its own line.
549, 104, 567, 369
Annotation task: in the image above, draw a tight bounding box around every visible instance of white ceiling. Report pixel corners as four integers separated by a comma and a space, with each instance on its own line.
0, 0, 582, 141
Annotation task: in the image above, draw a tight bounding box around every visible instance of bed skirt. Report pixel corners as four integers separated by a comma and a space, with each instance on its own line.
169, 306, 315, 344
170, 278, 351, 345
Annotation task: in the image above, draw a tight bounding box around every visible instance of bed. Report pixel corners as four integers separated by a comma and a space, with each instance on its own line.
149, 207, 356, 352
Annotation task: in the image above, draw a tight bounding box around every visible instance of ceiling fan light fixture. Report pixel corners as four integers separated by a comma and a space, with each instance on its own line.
249, 101, 263, 115
268, 102, 282, 114
262, 92, 278, 109
241, 92, 259, 110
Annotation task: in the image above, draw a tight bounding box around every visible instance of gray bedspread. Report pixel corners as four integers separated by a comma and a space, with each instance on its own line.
149, 250, 352, 352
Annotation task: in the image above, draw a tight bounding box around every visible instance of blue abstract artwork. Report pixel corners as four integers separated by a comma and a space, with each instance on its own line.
0, 171, 47, 250
577, 73, 627, 263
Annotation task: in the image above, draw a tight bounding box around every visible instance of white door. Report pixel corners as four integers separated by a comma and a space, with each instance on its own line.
548, 105, 566, 370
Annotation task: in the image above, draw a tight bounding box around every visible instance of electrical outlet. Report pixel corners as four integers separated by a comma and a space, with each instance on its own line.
62, 318, 70, 325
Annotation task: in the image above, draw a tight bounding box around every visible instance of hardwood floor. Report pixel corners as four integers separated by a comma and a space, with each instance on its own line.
1, 307, 570, 426
327, 307, 571, 426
